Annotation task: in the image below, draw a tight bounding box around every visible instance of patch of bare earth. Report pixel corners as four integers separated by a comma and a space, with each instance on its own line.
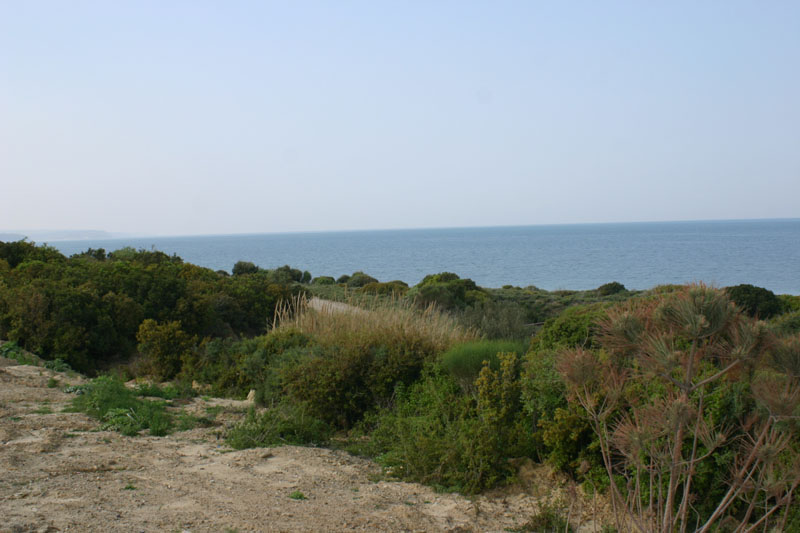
0, 358, 608, 532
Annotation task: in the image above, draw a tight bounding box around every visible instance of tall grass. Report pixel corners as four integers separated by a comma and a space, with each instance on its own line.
274, 294, 477, 353
271, 295, 477, 427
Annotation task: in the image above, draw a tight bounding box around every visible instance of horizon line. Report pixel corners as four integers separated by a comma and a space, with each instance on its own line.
7, 216, 799, 242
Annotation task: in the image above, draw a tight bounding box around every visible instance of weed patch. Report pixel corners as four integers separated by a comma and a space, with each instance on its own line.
69, 376, 173, 436
226, 403, 331, 449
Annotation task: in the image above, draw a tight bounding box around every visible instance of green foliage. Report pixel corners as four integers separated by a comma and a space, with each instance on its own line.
407, 272, 486, 310
359, 281, 409, 296
770, 310, 800, 336
779, 294, 800, 313
0, 239, 64, 268
370, 356, 533, 494
136, 320, 196, 380
440, 340, 525, 391
725, 283, 782, 318
521, 350, 568, 424
134, 381, 196, 400
345, 271, 378, 288
232, 261, 259, 275
43, 358, 72, 372
225, 403, 331, 449
530, 304, 607, 351
0, 341, 37, 365
0, 242, 303, 374
596, 281, 626, 296
276, 298, 473, 428
289, 491, 307, 500
458, 299, 531, 340
70, 376, 172, 436
311, 276, 335, 285
558, 286, 799, 531
181, 329, 312, 399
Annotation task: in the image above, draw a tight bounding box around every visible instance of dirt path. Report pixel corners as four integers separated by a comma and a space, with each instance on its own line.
0, 359, 605, 532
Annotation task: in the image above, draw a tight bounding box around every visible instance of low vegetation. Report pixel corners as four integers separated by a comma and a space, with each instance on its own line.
3, 239, 800, 529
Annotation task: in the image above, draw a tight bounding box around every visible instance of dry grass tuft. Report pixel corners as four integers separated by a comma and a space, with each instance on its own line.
274, 294, 477, 355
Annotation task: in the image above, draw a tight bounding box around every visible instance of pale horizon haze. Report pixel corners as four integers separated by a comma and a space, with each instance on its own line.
2, 1, 799, 236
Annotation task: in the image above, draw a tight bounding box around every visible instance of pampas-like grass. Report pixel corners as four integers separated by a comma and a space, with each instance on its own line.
274, 293, 477, 355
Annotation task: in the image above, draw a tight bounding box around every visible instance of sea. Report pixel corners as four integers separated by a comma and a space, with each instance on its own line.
50, 219, 800, 294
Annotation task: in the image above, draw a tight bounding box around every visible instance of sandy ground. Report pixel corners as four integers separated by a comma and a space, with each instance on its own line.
0, 357, 608, 533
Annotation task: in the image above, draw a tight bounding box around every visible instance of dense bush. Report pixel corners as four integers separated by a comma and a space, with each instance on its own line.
359, 280, 409, 296
725, 283, 782, 318
136, 320, 196, 380
0, 240, 303, 374
180, 328, 312, 399
440, 339, 526, 391
311, 276, 335, 285
232, 261, 259, 275
273, 296, 475, 427
770, 310, 800, 336
458, 299, 531, 340
407, 272, 487, 310
530, 304, 607, 351
559, 285, 800, 531
345, 271, 379, 288
595, 281, 626, 296
370, 354, 534, 493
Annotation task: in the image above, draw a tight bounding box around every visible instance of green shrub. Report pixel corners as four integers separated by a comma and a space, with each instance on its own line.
530, 304, 606, 351
346, 271, 379, 288
70, 376, 172, 436
441, 340, 525, 391
725, 283, 782, 318
359, 281, 408, 296
770, 310, 800, 336
407, 272, 486, 310
226, 402, 331, 449
311, 276, 335, 285
275, 297, 475, 427
0, 341, 37, 365
136, 319, 196, 380
370, 355, 533, 494
43, 358, 72, 372
232, 261, 259, 275
779, 294, 800, 313
181, 329, 312, 400
596, 281, 626, 296
458, 299, 531, 340
521, 348, 604, 480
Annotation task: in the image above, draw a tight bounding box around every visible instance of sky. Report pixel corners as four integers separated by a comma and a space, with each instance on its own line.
1, 1, 799, 236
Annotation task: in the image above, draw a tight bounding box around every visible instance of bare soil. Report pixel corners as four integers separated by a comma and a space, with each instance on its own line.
0, 358, 607, 532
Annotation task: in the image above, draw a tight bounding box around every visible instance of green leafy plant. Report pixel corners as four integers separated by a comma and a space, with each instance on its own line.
226, 403, 331, 449
70, 376, 172, 436
441, 340, 526, 392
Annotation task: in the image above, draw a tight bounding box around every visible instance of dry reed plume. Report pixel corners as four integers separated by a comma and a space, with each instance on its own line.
274, 294, 477, 353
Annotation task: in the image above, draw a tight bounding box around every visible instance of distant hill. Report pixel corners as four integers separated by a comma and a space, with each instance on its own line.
0, 230, 115, 242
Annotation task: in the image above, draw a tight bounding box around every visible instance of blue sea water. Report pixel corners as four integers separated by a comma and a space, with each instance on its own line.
51, 219, 800, 294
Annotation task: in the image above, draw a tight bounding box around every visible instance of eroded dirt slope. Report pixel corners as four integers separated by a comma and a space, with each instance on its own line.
0, 358, 604, 532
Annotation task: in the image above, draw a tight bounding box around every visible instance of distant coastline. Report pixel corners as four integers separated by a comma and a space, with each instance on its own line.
36, 219, 800, 294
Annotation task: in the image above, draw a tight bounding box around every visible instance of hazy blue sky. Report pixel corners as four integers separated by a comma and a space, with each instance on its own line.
2, 1, 798, 236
